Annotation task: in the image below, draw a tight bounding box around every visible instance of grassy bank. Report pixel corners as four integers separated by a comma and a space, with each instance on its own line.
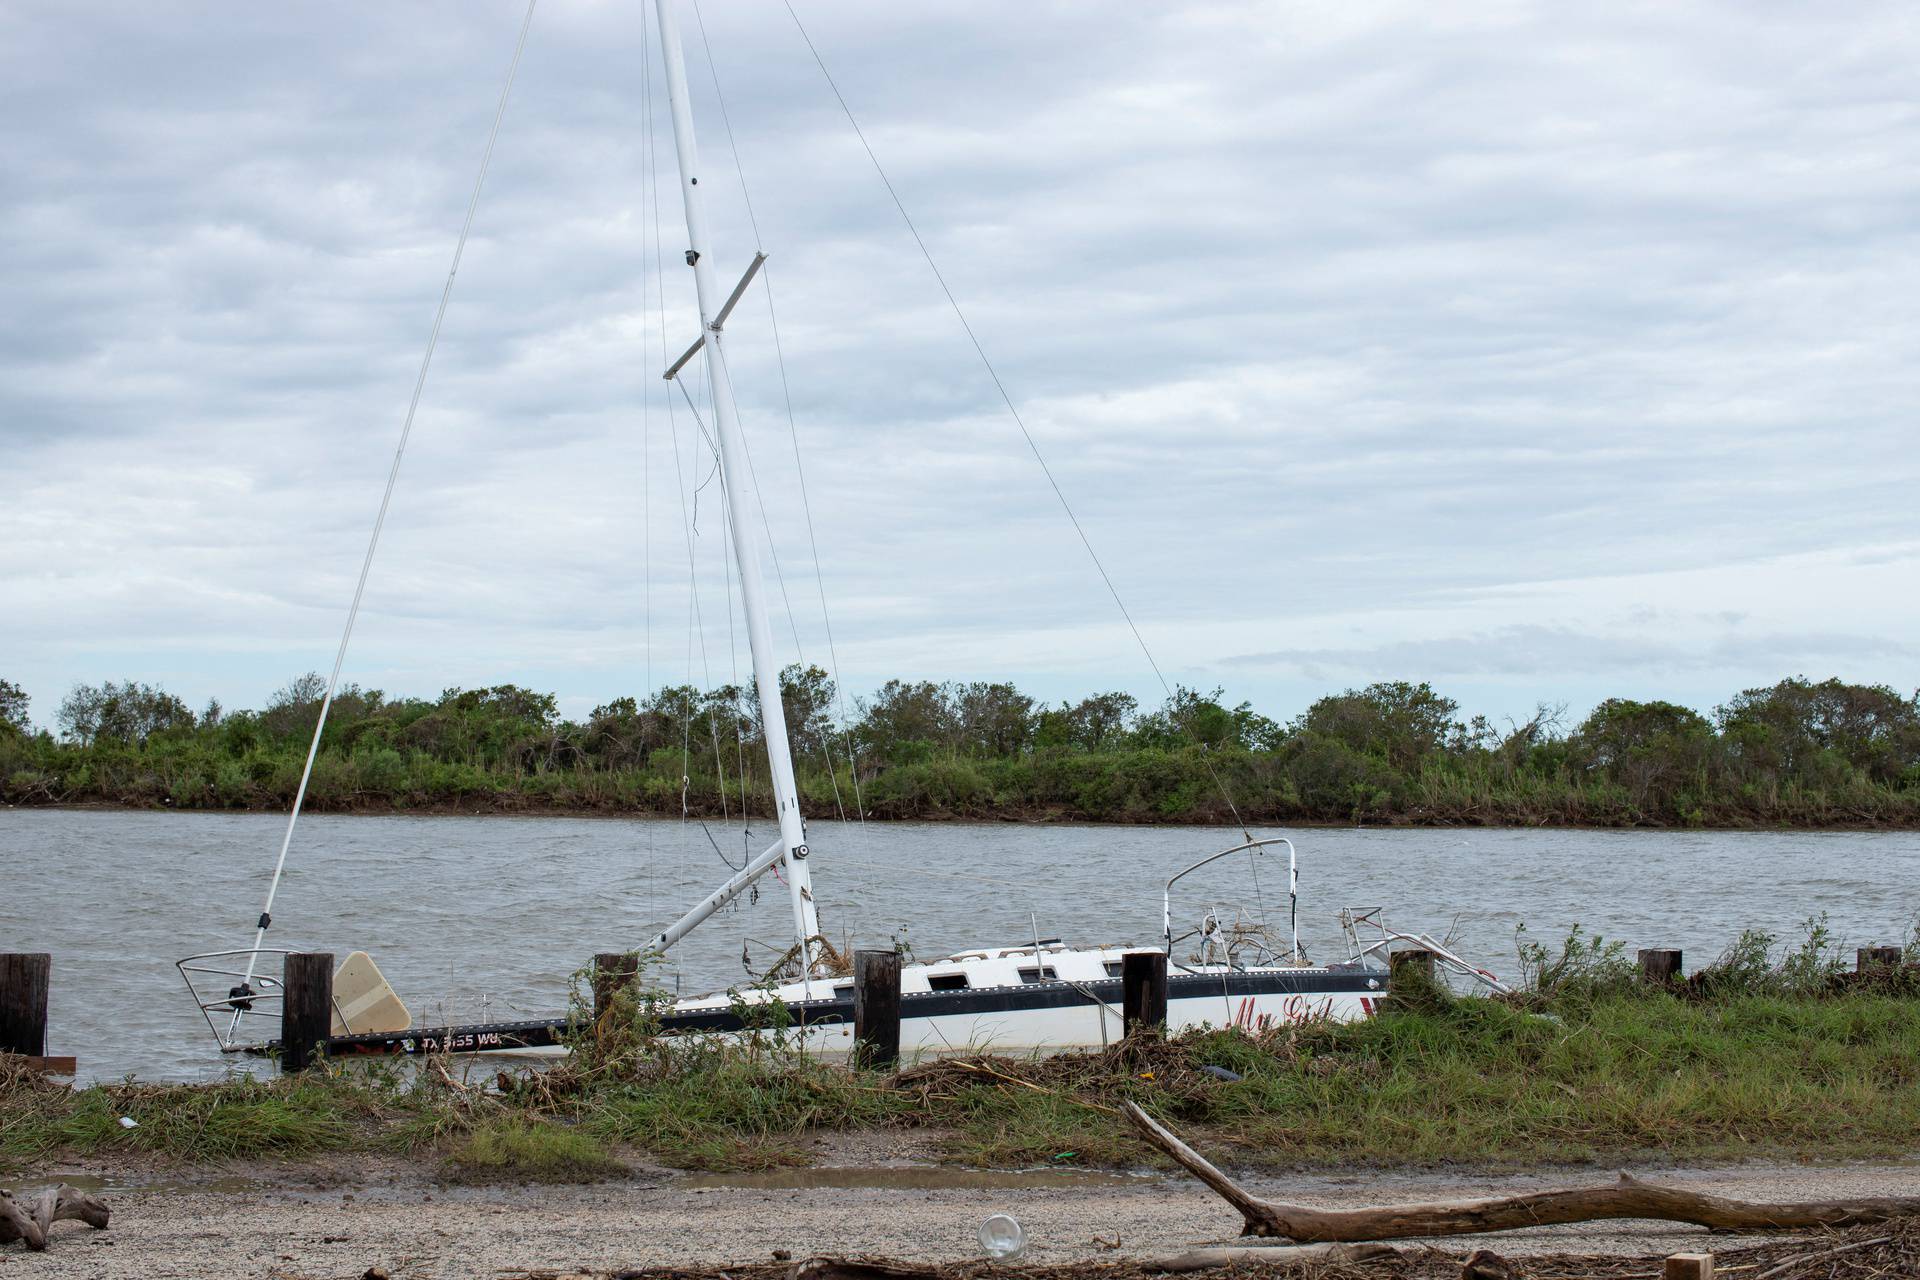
5, 672, 1920, 828
6, 932, 1918, 1180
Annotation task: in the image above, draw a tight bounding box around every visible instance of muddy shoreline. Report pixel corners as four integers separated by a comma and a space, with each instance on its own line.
8, 1148, 1920, 1279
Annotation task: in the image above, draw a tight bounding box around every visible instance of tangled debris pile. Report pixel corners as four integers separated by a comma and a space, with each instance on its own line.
896, 1034, 1250, 1117
502, 1218, 1920, 1280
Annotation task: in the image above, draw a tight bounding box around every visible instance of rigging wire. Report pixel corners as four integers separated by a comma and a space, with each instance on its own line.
661, 243, 738, 870
231, 0, 539, 1007
692, 0, 867, 823
690, 363, 851, 825
643, 6, 697, 849
676, 341, 856, 831
778, 0, 1252, 840
709, 365, 756, 857
705, 365, 853, 825
642, 53, 744, 880
639, 0, 661, 928
760, 269, 866, 819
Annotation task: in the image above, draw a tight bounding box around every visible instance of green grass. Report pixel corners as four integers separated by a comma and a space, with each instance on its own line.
0, 1072, 378, 1163
577, 1049, 901, 1171
6, 985, 1919, 1178
917, 987, 1920, 1169
444, 1117, 627, 1183
1193, 992, 1920, 1167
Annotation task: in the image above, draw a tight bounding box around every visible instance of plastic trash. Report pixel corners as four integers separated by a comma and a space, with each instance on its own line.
118, 1116, 138, 1129
978, 1213, 1025, 1260
1200, 1064, 1244, 1082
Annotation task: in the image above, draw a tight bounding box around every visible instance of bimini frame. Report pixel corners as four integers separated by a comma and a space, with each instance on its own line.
1164, 837, 1299, 964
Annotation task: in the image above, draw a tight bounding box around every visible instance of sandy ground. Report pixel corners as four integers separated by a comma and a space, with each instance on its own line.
5, 1151, 1919, 1279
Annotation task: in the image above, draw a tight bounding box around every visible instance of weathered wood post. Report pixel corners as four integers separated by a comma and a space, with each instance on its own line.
1122, 951, 1168, 1038
1858, 946, 1903, 973
1663, 1252, 1714, 1280
1390, 948, 1435, 990
280, 952, 334, 1073
0, 954, 51, 1058
592, 952, 640, 1034
852, 948, 901, 1071
1638, 948, 1683, 985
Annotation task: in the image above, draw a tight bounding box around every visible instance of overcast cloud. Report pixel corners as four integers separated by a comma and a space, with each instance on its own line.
4, 0, 1917, 732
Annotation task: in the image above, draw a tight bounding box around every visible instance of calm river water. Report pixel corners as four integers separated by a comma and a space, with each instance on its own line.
2, 809, 1915, 1082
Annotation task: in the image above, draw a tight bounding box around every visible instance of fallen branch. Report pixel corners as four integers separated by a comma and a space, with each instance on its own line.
1122, 1101, 1920, 1243
0, 1184, 110, 1252
1136, 1242, 1401, 1272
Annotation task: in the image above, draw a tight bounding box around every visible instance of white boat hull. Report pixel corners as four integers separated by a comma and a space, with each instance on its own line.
673, 944, 1388, 1057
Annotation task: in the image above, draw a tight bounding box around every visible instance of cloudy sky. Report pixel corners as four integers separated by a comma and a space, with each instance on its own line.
4, 0, 1918, 735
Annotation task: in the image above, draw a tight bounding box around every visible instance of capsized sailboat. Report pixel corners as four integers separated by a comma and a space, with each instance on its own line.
177, 0, 1506, 1064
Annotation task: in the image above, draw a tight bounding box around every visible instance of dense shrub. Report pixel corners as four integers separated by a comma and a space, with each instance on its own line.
4, 669, 1916, 826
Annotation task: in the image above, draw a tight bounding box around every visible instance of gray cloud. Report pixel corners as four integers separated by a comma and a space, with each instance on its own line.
4, 0, 1918, 731
1223, 622, 1920, 685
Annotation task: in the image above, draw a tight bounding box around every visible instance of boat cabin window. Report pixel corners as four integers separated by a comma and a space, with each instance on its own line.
927, 972, 970, 991
832, 983, 853, 999
1018, 965, 1058, 984
1103, 961, 1123, 978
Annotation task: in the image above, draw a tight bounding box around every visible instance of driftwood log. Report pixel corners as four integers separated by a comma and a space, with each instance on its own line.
0, 1183, 110, 1251
1123, 1101, 1920, 1244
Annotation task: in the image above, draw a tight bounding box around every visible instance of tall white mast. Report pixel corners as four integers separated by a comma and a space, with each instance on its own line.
652, 0, 822, 976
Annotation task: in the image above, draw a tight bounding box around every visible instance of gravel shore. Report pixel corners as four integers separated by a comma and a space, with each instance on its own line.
6, 1157, 1919, 1278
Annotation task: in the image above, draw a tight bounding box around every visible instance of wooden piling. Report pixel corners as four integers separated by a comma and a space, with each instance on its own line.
280, 952, 334, 1073
0, 954, 50, 1058
592, 952, 640, 1030
1638, 948, 1683, 985
1122, 951, 1168, 1038
1390, 948, 1436, 989
1858, 946, 1903, 973
852, 948, 901, 1071
1663, 1252, 1714, 1280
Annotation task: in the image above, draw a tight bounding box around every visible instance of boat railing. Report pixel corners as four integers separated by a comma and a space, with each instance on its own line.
1163, 837, 1299, 967
175, 948, 350, 1053
1338, 907, 1512, 994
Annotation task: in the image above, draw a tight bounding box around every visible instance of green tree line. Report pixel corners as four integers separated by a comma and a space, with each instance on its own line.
1, 671, 1917, 826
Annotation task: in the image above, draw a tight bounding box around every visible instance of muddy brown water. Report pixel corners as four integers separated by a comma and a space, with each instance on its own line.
1, 809, 1915, 1081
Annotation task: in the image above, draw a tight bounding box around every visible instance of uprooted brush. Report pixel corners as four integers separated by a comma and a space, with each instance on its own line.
894, 1032, 1253, 1116
502, 1217, 1920, 1279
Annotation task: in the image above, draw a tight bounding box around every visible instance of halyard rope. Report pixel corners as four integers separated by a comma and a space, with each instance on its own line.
778, 1, 1252, 839
232, 0, 539, 1019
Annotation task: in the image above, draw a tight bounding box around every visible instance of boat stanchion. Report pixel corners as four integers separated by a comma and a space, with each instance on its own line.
280, 952, 334, 1073
1638, 948, 1683, 985
853, 948, 901, 1071
0, 953, 51, 1061
1121, 951, 1167, 1039
592, 952, 639, 1042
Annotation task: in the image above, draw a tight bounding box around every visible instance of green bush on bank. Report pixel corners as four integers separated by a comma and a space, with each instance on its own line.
4, 671, 1919, 827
